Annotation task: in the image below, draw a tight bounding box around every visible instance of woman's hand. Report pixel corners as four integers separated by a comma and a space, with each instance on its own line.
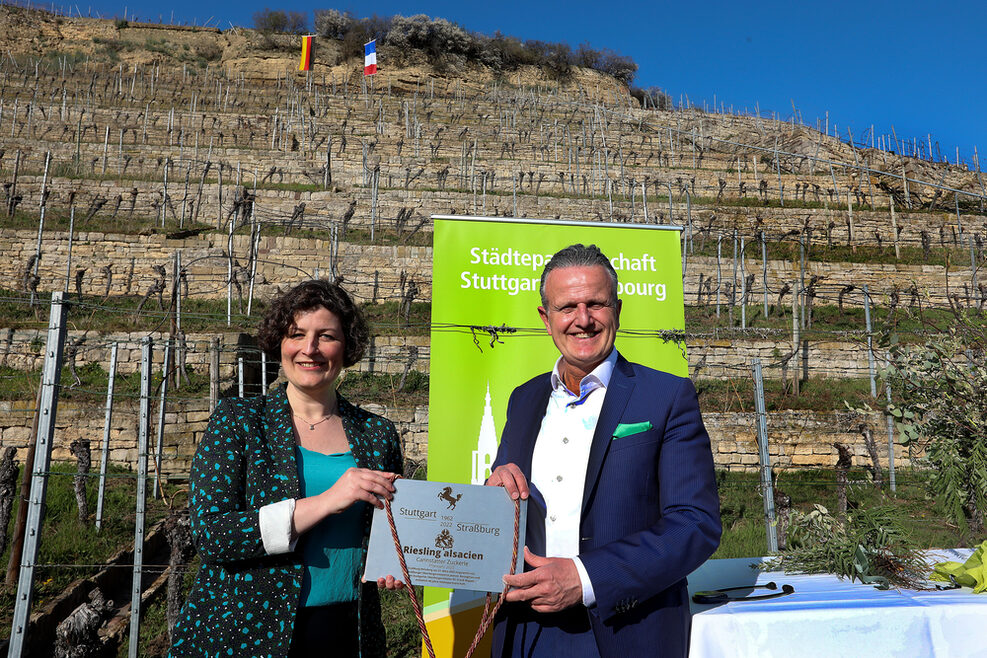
323, 468, 399, 514
325, 468, 399, 512
293, 469, 399, 536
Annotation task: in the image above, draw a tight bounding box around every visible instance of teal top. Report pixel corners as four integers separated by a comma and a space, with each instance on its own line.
295, 446, 367, 607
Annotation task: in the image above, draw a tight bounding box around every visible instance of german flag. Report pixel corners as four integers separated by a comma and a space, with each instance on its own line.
299, 35, 313, 72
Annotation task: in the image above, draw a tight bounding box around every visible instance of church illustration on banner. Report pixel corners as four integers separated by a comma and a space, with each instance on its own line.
471, 384, 498, 485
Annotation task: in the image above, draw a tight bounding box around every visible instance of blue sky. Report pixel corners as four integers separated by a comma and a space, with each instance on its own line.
86, 0, 986, 167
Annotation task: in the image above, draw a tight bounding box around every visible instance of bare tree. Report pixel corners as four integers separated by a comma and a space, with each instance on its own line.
135, 266, 167, 319
65, 335, 86, 388
858, 423, 884, 489
400, 275, 419, 329
0, 447, 17, 555
54, 588, 114, 658
340, 200, 357, 237
69, 439, 91, 524
165, 512, 194, 641
74, 268, 86, 300
283, 202, 306, 235
837, 284, 855, 317
82, 196, 107, 224
833, 442, 853, 517
100, 264, 113, 301
253, 8, 308, 33
774, 282, 791, 317
773, 486, 792, 550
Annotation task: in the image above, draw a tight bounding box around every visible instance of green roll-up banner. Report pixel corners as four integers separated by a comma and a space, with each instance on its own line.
423, 216, 686, 656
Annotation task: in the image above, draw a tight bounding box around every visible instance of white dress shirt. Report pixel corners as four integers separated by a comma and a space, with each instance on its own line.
529, 348, 618, 607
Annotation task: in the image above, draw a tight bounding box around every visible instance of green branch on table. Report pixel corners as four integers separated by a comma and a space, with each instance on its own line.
760, 504, 931, 590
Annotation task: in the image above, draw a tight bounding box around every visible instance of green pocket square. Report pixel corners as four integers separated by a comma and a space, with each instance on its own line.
613, 421, 653, 439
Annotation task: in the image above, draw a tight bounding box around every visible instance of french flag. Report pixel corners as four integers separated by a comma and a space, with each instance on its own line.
364, 40, 377, 76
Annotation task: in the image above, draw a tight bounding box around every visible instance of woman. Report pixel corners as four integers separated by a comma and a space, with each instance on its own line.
171, 280, 403, 657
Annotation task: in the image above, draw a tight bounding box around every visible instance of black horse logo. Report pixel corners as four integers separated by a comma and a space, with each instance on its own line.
438, 486, 463, 510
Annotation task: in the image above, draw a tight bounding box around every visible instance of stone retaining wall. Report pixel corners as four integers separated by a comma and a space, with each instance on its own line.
0, 324, 874, 381
0, 397, 429, 473
5, 162, 985, 247
0, 399, 908, 474
705, 410, 914, 471
0, 328, 430, 377
0, 324, 879, 381
2, 227, 977, 308
0, 228, 431, 304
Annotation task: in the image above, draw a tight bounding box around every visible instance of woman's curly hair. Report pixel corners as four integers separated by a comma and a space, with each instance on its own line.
256, 280, 369, 368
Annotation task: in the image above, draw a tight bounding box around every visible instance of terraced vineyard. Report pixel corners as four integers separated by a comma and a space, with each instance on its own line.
0, 4, 984, 654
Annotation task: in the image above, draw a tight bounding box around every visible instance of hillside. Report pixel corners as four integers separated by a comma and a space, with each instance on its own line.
0, 2, 983, 472
0, 4, 985, 653
0, 4, 630, 95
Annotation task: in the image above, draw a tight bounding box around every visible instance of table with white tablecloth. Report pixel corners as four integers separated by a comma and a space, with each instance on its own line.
687, 549, 987, 658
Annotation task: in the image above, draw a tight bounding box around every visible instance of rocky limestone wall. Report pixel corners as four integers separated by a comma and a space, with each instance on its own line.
0, 397, 429, 473
1, 228, 431, 304
0, 324, 877, 381
5, 165, 986, 252
705, 410, 914, 472
2, 227, 978, 308
0, 328, 430, 378
0, 399, 908, 475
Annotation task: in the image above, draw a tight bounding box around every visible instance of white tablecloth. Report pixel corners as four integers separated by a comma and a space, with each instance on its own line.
688, 549, 987, 658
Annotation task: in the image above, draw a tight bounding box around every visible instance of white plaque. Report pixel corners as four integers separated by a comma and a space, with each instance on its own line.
363, 480, 526, 592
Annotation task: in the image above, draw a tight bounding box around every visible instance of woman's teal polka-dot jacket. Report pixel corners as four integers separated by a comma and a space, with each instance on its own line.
169, 384, 402, 657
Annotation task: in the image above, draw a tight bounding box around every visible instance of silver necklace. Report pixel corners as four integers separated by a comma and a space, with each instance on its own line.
293, 413, 332, 431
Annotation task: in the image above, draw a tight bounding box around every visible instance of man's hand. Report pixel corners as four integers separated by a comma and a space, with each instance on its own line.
375, 575, 405, 590
485, 463, 529, 500
503, 547, 583, 612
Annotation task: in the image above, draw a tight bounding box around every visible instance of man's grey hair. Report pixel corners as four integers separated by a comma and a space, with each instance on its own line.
539, 243, 618, 307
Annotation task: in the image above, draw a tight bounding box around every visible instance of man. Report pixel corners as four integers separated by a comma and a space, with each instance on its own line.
486, 243, 720, 657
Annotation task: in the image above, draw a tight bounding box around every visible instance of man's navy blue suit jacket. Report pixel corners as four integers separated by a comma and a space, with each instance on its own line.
490, 354, 721, 657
